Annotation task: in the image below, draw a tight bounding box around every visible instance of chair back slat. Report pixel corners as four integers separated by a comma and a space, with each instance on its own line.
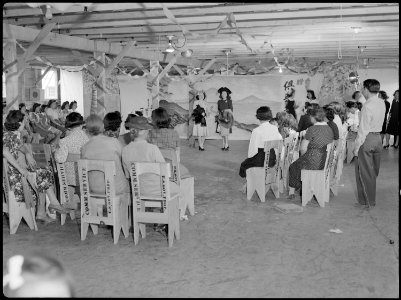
78, 159, 116, 221
324, 143, 335, 182
30, 143, 51, 168
56, 153, 80, 205
3, 158, 11, 207
263, 139, 283, 185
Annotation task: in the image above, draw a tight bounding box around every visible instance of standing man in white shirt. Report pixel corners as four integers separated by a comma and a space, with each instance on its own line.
353, 79, 385, 209
239, 106, 283, 192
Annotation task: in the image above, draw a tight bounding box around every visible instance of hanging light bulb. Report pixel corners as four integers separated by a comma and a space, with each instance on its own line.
45, 5, 53, 19
165, 35, 175, 53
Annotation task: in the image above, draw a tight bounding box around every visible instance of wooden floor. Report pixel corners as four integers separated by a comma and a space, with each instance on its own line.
3, 139, 399, 297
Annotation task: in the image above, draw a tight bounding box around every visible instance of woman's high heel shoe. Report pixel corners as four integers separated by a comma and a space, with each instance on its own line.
199, 146, 205, 151
383, 145, 389, 149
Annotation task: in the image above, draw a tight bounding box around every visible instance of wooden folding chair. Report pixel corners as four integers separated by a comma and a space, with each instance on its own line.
246, 140, 283, 202
279, 132, 299, 193
3, 158, 38, 234
129, 162, 180, 247
55, 153, 79, 225
78, 159, 129, 244
161, 147, 195, 219
330, 131, 348, 196
301, 142, 335, 207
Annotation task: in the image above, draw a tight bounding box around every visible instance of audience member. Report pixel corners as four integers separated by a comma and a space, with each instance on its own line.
118, 114, 138, 147
288, 107, 334, 199
384, 90, 399, 148
148, 107, 179, 149
3, 253, 74, 297
277, 111, 297, 139
103, 111, 122, 139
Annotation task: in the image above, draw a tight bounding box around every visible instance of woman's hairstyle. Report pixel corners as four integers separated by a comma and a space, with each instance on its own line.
363, 79, 380, 93
306, 103, 320, 115
151, 107, 171, 128
323, 105, 335, 121
378, 90, 388, 100
85, 114, 104, 136
19, 103, 26, 110
3, 253, 74, 297
61, 101, 69, 110
134, 110, 143, 116
218, 87, 232, 101
4, 110, 25, 131
309, 107, 326, 122
32, 103, 41, 113
356, 102, 363, 111
278, 112, 298, 130
345, 101, 357, 109
69, 101, 77, 109
65, 112, 84, 129
307, 89, 316, 100
40, 104, 47, 113
352, 91, 361, 100
103, 111, 122, 131
47, 99, 57, 108
328, 101, 346, 123
394, 89, 399, 96
256, 106, 272, 121
124, 114, 137, 130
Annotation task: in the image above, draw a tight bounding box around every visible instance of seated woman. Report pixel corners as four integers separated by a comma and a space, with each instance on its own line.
54, 112, 89, 209
80, 114, 129, 196
118, 114, 137, 147
239, 106, 283, 192
345, 101, 359, 142
121, 116, 180, 197
103, 111, 122, 139
277, 111, 298, 139
59, 101, 70, 123
148, 107, 191, 178
297, 102, 315, 133
3, 110, 70, 223
29, 103, 59, 144
46, 100, 66, 135
288, 107, 334, 199
322, 105, 339, 143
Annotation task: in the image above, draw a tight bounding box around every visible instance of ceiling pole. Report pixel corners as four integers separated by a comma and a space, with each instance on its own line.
103, 40, 136, 78
4, 40, 20, 111
196, 58, 217, 77
92, 50, 106, 118
148, 60, 160, 110
132, 59, 150, 75
153, 53, 179, 84
34, 65, 53, 87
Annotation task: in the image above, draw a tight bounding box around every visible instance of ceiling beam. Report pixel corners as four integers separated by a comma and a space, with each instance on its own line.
3, 23, 202, 67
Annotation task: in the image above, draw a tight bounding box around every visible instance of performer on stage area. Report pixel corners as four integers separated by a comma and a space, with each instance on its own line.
217, 87, 234, 151
192, 90, 209, 151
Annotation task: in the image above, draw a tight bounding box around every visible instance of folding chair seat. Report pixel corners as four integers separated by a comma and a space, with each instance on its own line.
3, 158, 38, 234
55, 153, 79, 225
78, 159, 129, 244
161, 147, 195, 219
246, 140, 283, 202
128, 162, 180, 247
301, 142, 335, 207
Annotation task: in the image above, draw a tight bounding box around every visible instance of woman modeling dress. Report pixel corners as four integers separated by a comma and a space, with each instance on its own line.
385, 90, 398, 148
217, 87, 234, 151
192, 91, 209, 151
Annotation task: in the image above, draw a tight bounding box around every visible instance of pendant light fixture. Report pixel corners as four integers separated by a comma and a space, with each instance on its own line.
165, 35, 175, 53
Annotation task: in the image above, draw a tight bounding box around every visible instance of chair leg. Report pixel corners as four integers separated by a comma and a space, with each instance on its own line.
168, 221, 174, 248
81, 222, 89, 241
139, 224, 146, 239
185, 178, 195, 216
301, 180, 313, 207
120, 202, 129, 239
60, 213, 66, 226
133, 221, 139, 245
113, 219, 120, 245
174, 199, 180, 240
90, 223, 98, 235
30, 208, 38, 231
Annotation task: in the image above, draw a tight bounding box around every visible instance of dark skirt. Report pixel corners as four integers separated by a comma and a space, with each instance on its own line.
239, 148, 277, 178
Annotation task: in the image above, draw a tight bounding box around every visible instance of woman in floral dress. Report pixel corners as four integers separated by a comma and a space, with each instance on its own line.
3, 110, 70, 223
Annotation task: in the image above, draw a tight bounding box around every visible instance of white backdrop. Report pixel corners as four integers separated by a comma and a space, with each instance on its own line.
60, 70, 84, 116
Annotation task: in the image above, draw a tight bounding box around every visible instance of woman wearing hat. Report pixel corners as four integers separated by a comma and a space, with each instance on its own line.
54, 112, 89, 209
192, 90, 209, 151
217, 87, 234, 150
81, 114, 129, 196
121, 116, 180, 197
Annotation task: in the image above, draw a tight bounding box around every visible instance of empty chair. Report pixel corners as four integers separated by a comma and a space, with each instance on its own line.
128, 162, 180, 247
161, 147, 195, 219
78, 159, 129, 244
301, 143, 335, 207
3, 158, 38, 234
246, 140, 283, 202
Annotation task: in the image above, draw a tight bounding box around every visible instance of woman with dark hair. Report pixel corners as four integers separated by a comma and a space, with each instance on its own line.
297, 102, 316, 133
69, 101, 77, 113
385, 90, 399, 148
118, 114, 137, 146
217, 87, 234, 150
46, 100, 66, 135
306, 89, 316, 101
148, 107, 180, 149
288, 107, 334, 199
323, 105, 339, 142
59, 101, 70, 123
327, 101, 346, 139
239, 106, 282, 192
103, 111, 122, 139
3, 110, 70, 222
192, 90, 209, 151
29, 103, 59, 144
54, 112, 89, 208
19, 103, 27, 115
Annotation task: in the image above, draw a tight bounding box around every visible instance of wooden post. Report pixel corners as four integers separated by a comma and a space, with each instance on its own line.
92, 51, 106, 117
148, 60, 160, 110
4, 40, 19, 111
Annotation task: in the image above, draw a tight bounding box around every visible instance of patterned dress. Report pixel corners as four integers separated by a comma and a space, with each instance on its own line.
3, 130, 54, 202
289, 125, 334, 189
